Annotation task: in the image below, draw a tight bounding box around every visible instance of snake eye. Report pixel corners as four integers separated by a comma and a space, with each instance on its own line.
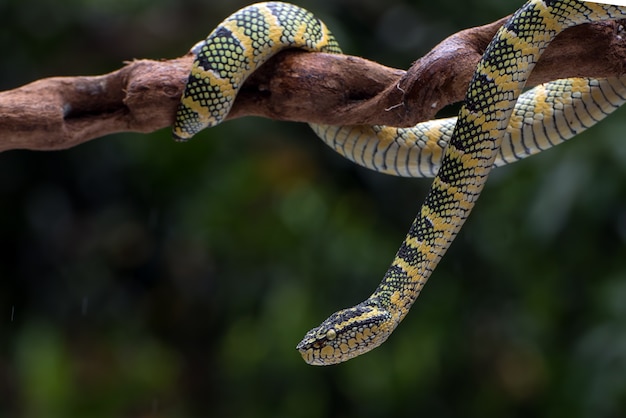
326, 329, 337, 341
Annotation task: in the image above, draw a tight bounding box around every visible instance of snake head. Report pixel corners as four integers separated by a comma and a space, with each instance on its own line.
296, 299, 395, 365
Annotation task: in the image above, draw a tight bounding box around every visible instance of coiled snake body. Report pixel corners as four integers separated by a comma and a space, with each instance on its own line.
173, 1, 626, 365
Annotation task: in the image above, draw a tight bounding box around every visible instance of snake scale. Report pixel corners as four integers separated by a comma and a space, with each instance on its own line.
172, 0, 626, 365
313, 76, 626, 177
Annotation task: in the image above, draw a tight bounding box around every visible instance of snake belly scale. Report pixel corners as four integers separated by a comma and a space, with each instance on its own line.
173, 1, 626, 365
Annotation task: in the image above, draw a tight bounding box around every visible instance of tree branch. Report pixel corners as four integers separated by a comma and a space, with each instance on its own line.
1, 17, 625, 152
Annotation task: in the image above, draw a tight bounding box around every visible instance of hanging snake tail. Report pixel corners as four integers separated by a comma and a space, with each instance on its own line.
297, 0, 626, 365
310, 76, 626, 178
171, 2, 342, 141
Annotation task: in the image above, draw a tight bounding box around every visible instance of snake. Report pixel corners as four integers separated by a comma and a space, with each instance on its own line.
172, 1, 626, 365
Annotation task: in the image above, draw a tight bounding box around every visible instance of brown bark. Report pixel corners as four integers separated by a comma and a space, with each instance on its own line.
1, 18, 625, 152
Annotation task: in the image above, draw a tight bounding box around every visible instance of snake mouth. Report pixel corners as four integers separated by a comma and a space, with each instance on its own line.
296, 332, 390, 366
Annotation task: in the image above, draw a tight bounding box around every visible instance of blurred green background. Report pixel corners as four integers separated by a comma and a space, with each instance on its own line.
1, 0, 626, 417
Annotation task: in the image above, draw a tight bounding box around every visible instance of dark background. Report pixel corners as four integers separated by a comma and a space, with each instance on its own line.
1, 0, 626, 416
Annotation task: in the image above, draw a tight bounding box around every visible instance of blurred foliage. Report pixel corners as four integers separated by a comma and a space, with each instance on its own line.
1, 0, 626, 417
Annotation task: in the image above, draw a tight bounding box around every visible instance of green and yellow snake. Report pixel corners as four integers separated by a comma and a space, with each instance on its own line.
172, 0, 626, 365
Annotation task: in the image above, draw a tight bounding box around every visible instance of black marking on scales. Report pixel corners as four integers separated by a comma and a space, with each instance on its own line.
232, 6, 273, 53
504, 5, 548, 42
199, 27, 249, 81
